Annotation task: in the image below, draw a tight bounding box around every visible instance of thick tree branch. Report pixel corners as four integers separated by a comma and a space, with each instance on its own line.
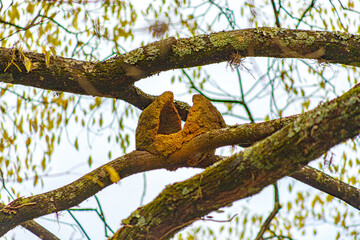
0, 114, 296, 235
0, 202, 59, 240
291, 165, 360, 210
1, 85, 360, 236
110, 84, 360, 239
0, 151, 164, 235
0, 28, 359, 115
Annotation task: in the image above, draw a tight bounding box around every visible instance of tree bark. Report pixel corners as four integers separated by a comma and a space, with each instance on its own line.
0, 82, 359, 236
291, 166, 360, 210
1, 28, 360, 238
110, 84, 360, 239
0, 114, 296, 235
0, 28, 359, 116
20, 220, 60, 240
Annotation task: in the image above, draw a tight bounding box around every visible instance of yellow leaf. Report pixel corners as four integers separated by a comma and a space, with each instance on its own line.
34, 174, 38, 186
26, 3, 35, 14
50, 46, 57, 56
44, 50, 51, 67
16, 98, 21, 114
26, 137, 31, 146
25, 30, 33, 41
287, 202, 292, 211
3, 130, 8, 140
99, 114, 103, 127
297, 192, 304, 202
41, 158, 46, 170
334, 212, 340, 224
326, 195, 334, 202
17, 176, 23, 183
95, 97, 102, 106
302, 100, 310, 110
349, 176, 356, 185
24, 56, 32, 72
10, 5, 20, 20
56, 113, 62, 127
74, 138, 79, 150
48, 119, 54, 130
105, 166, 121, 183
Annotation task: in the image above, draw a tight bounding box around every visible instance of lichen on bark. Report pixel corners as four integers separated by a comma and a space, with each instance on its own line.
172, 36, 206, 57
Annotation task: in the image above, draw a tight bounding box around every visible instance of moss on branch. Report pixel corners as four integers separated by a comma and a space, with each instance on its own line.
0, 28, 359, 106
111, 84, 360, 240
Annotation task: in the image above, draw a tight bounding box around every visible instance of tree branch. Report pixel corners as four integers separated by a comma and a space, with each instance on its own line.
0, 113, 296, 235
255, 184, 281, 240
270, 0, 281, 27
0, 83, 355, 234
1, 85, 359, 237
0, 151, 163, 235
291, 165, 360, 210
0, 28, 359, 114
0, 202, 60, 240
20, 220, 60, 240
109, 83, 360, 239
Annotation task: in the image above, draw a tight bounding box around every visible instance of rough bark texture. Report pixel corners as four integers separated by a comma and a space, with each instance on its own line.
0, 28, 360, 238
0, 113, 298, 235
0, 28, 359, 117
110, 84, 360, 239
1, 82, 359, 236
20, 220, 60, 240
291, 166, 360, 210
0, 151, 164, 235
0, 202, 60, 240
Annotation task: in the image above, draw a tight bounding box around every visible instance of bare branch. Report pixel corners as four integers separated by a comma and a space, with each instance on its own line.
291, 165, 360, 210
255, 184, 281, 240
270, 0, 281, 27
20, 220, 60, 240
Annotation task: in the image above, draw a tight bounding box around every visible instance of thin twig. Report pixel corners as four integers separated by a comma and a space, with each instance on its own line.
270, 0, 281, 27
255, 184, 281, 240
